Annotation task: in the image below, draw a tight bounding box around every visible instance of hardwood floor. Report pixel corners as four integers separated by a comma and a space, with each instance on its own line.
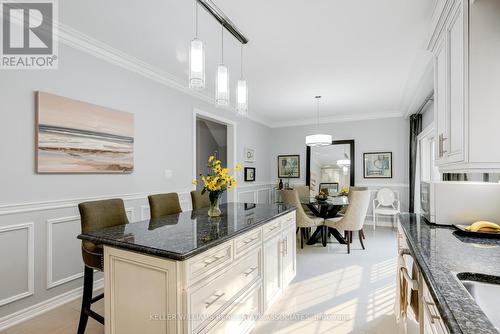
2, 226, 398, 334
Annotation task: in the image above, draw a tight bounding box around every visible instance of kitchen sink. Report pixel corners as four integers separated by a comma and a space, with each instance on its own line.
457, 273, 500, 330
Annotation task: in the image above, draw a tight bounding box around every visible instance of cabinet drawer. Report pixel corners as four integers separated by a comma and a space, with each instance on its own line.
423, 281, 449, 334
188, 250, 261, 333
280, 212, 295, 228
187, 243, 233, 285
262, 219, 281, 240
206, 284, 262, 334
234, 229, 262, 259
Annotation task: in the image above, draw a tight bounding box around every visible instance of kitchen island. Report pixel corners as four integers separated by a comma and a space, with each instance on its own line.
399, 214, 500, 334
78, 203, 296, 334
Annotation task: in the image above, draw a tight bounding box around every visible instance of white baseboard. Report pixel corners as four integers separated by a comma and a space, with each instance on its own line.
0, 278, 103, 331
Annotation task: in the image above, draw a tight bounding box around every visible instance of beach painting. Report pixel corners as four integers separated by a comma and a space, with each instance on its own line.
36, 92, 134, 173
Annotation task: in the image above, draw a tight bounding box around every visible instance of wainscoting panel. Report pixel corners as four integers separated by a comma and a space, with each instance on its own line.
0, 222, 34, 307
46, 216, 84, 289
256, 189, 271, 204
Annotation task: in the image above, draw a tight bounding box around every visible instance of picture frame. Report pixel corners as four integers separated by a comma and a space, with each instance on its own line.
278, 154, 300, 178
363, 152, 392, 178
244, 147, 255, 163
244, 167, 256, 182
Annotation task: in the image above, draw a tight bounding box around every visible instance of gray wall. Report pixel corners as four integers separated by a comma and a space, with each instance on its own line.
0, 44, 274, 323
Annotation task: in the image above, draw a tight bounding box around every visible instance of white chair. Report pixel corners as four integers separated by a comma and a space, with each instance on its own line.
324, 190, 371, 253
281, 189, 324, 249
373, 188, 400, 229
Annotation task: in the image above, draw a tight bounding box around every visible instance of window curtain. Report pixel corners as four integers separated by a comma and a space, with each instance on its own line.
409, 114, 422, 213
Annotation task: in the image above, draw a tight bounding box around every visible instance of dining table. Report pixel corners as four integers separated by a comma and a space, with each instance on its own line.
302, 195, 349, 246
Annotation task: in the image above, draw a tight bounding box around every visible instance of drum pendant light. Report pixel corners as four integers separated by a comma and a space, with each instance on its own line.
306, 96, 332, 146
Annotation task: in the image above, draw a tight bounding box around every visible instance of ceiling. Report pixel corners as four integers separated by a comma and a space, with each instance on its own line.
60, 0, 436, 125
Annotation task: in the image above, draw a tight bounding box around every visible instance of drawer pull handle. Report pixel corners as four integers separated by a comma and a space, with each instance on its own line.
243, 267, 258, 277
203, 255, 224, 266
269, 225, 279, 231
424, 299, 441, 323
242, 236, 259, 245
205, 292, 225, 308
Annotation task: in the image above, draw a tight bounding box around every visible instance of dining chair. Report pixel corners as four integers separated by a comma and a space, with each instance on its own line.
190, 190, 210, 209
338, 186, 369, 215
293, 185, 314, 217
281, 189, 324, 249
148, 193, 182, 219
77, 199, 129, 334
372, 188, 400, 230
324, 190, 371, 253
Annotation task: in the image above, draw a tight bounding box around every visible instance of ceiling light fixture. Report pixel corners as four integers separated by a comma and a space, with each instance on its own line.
306, 96, 332, 146
215, 24, 229, 106
337, 150, 351, 175
236, 44, 248, 116
189, 1, 205, 90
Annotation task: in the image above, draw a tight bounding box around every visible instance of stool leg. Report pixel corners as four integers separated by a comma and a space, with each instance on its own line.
77, 266, 94, 334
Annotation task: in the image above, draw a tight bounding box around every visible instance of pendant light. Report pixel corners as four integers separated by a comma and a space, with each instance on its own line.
337, 149, 351, 175
306, 96, 332, 146
215, 25, 229, 106
236, 44, 248, 115
189, 1, 205, 90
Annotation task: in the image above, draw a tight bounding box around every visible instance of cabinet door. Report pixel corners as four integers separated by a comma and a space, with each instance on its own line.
434, 34, 448, 165
263, 232, 282, 308
281, 224, 296, 287
446, 2, 466, 163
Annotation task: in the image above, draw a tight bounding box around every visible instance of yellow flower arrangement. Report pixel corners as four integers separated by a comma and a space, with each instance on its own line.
193, 151, 240, 216
339, 186, 349, 196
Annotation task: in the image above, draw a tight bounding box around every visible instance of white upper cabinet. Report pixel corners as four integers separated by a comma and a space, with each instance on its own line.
429, 0, 500, 172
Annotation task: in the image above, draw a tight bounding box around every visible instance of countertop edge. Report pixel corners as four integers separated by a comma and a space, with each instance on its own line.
78, 206, 296, 261
399, 214, 463, 334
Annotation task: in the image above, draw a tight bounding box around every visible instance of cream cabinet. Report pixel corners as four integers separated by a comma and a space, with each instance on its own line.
104, 211, 296, 334
429, 0, 500, 172
263, 214, 296, 309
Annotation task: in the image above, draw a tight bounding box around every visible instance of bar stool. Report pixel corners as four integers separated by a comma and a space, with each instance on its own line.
77, 199, 129, 334
148, 193, 182, 219
190, 190, 210, 209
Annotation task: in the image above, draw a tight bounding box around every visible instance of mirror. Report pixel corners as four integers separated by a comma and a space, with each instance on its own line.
306, 140, 355, 196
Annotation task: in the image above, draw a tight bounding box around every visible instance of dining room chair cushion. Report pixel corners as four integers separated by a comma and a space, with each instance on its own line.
190, 190, 210, 209
148, 193, 182, 219
78, 198, 129, 271
281, 189, 324, 228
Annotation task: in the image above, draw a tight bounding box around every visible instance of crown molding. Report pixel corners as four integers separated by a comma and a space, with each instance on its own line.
56, 23, 269, 127
269, 111, 403, 128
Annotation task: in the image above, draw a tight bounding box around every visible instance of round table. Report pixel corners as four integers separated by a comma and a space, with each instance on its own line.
302, 196, 349, 246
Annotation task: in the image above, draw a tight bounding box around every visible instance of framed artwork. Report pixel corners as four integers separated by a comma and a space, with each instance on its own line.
278, 155, 300, 178
363, 152, 392, 178
36, 91, 134, 173
244, 147, 255, 162
244, 167, 256, 181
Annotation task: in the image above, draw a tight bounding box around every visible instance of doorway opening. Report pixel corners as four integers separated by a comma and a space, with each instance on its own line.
194, 109, 236, 203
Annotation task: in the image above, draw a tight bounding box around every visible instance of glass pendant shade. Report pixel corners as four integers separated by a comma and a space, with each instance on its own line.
236, 79, 248, 115
189, 38, 205, 89
216, 64, 229, 106
305, 134, 332, 146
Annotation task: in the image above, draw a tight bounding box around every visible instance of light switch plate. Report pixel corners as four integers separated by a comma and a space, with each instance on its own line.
164, 169, 173, 179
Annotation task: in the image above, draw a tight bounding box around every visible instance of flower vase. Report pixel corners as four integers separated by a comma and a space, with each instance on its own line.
208, 197, 222, 217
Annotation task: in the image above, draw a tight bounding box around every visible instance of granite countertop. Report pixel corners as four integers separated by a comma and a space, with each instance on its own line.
78, 202, 295, 261
400, 213, 500, 334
